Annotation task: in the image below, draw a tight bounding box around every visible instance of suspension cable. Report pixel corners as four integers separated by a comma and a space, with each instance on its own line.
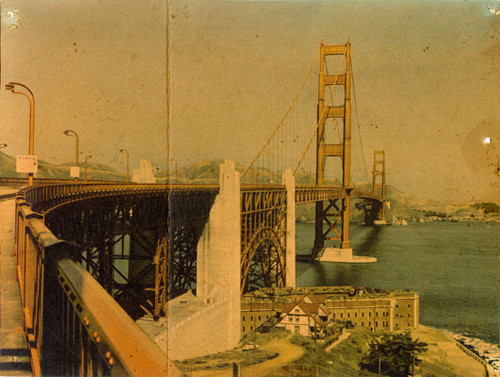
293, 53, 347, 175
350, 58, 371, 187
241, 47, 321, 178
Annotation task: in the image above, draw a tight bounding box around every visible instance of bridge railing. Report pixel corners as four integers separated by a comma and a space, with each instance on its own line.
295, 185, 343, 204
48, 258, 168, 376
15, 191, 170, 376
17, 182, 219, 214
0, 177, 119, 186
20, 183, 157, 213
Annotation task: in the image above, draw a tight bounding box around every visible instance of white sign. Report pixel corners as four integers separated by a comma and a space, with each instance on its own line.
16, 155, 38, 173
70, 167, 80, 178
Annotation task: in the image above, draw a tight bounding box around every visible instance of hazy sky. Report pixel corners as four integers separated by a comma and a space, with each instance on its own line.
1, 0, 167, 170
170, 0, 499, 202
0, 1, 498, 201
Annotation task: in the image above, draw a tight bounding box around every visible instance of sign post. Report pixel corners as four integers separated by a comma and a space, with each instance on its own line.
70, 167, 80, 179
16, 156, 38, 184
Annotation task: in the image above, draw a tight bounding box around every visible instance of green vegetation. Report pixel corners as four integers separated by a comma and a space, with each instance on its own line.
422, 210, 447, 218
177, 329, 286, 371
472, 202, 499, 214
360, 332, 428, 377
177, 347, 278, 371
289, 328, 380, 376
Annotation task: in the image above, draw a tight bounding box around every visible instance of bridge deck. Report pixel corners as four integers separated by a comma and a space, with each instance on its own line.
0, 192, 32, 376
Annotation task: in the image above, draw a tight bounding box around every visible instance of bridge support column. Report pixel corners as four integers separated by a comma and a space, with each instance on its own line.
283, 170, 295, 288
166, 159, 241, 359
197, 159, 240, 306
168, 160, 241, 360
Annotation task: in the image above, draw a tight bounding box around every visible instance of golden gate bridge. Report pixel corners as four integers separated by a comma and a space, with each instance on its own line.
0, 41, 387, 375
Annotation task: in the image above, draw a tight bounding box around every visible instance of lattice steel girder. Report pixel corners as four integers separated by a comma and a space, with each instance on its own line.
41, 187, 218, 309
314, 196, 351, 249
295, 185, 344, 203
355, 199, 383, 224
240, 189, 287, 294
168, 224, 198, 297
350, 189, 383, 202
240, 227, 286, 295
321, 199, 342, 239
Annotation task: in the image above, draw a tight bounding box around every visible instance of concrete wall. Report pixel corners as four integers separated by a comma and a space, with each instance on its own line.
167, 160, 241, 360
166, 294, 234, 360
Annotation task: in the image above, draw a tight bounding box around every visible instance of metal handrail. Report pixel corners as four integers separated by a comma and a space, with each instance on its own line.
55, 258, 169, 376
14, 187, 178, 376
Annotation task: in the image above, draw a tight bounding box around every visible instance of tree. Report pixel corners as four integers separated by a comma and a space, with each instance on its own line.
360, 332, 428, 377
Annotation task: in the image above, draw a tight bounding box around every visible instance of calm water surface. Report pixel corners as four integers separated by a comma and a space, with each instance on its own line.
295, 221, 499, 345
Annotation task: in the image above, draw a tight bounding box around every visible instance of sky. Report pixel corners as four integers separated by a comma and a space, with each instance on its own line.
0, 0, 498, 202
169, 0, 500, 202
0, 0, 167, 171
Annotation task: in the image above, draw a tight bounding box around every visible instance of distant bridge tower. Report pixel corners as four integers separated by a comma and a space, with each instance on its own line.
372, 150, 386, 221
314, 41, 352, 255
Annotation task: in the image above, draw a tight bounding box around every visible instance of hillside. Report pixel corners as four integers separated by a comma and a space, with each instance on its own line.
174, 159, 499, 223
3, 154, 496, 222
0, 151, 126, 182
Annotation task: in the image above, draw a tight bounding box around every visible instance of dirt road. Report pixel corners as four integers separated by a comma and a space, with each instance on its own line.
190, 336, 304, 377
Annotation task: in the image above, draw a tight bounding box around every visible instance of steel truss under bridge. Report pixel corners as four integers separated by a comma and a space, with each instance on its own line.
28, 184, 218, 318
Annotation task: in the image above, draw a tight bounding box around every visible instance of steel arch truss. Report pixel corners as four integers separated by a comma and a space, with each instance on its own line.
241, 227, 285, 294
240, 188, 287, 294
167, 223, 199, 298
43, 188, 217, 318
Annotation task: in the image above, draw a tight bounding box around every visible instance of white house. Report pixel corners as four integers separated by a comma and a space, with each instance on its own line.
275, 292, 329, 337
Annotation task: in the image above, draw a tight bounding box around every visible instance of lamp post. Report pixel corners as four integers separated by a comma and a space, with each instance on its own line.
5, 82, 35, 186
63, 129, 79, 183
84, 155, 92, 183
120, 149, 130, 183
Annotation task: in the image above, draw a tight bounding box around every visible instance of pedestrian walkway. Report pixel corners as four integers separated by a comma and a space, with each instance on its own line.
0, 197, 32, 376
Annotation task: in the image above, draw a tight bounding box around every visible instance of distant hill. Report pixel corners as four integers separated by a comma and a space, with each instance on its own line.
3, 154, 495, 222
173, 159, 331, 185
175, 159, 499, 223
0, 151, 126, 182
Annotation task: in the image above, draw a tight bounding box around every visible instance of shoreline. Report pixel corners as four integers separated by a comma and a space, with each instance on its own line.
414, 325, 499, 375
441, 328, 500, 374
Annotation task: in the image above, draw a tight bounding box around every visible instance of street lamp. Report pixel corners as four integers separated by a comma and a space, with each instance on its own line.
84, 155, 92, 183
5, 82, 35, 186
120, 149, 130, 183
63, 129, 79, 183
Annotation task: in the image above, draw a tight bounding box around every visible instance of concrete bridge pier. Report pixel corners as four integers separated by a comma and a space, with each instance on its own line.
196, 158, 240, 338
167, 160, 240, 360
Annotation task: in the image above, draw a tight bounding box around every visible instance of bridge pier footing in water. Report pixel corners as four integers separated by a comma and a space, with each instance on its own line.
318, 247, 377, 263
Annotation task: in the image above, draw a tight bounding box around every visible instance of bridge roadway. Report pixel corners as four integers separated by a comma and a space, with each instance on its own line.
168, 183, 382, 204
0, 187, 32, 376
0, 178, 382, 205
1, 183, 177, 376
0, 178, 382, 371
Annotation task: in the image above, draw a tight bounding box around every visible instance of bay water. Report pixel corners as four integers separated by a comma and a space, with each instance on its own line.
295, 221, 499, 345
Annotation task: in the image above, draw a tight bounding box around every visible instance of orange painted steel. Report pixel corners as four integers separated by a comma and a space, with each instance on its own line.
14, 186, 172, 376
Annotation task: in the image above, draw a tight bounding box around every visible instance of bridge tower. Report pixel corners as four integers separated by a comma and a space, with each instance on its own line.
372, 150, 386, 221
314, 41, 352, 256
